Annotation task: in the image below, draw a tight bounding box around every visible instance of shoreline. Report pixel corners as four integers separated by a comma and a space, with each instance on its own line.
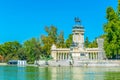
1, 60, 120, 67
0, 63, 7, 66
35, 60, 120, 67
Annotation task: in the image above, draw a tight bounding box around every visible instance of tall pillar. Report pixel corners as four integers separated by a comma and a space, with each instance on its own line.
62, 53, 64, 60
57, 53, 58, 60
64, 53, 66, 60
89, 53, 90, 60
57, 52, 59, 60
61, 53, 62, 60
95, 52, 97, 59
65, 53, 67, 60
90, 53, 92, 60
66, 53, 68, 59
86, 52, 88, 60
96, 52, 98, 60
92, 52, 93, 60
65, 53, 66, 60
63, 53, 65, 60
67, 53, 68, 59
56, 52, 58, 60
94, 53, 96, 60
61, 53, 63, 60
88, 53, 90, 59
93, 53, 95, 60
58, 53, 60, 60
64, 53, 65, 60
88, 52, 89, 60
95, 53, 96, 60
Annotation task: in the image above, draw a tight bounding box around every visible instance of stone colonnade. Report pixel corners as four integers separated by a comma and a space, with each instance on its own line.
88, 52, 99, 60
51, 48, 70, 60
51, 47, 102, 60
56, 52, 69, 60
52, 51, 100, 60
71, 51, 99, 60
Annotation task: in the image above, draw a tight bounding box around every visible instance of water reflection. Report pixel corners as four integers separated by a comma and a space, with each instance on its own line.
48, 67, 104, 80
37, 67, 120, 80
105, 72, 120, 80
1, 66, 120, 80
4, 65, 27, 80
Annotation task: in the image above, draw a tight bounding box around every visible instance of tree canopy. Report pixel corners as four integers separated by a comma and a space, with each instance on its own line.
103, 1, 120, 59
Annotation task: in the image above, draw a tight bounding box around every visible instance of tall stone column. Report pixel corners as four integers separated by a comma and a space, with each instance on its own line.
90, 53, 92, 60
56, 53, 57, 60
94, 52, 96, 59
92, 53, 93, 60
66, 53, 68, 60
51, 44, 57, 60
59, 53, 61, 60
58, 53, 59, 60
88, 53, 90, 59
61, 53, 62, 60
62, 53, 64, 60
63, 53, 65, 60
64, 53, 66, 60
96, 52, 98, 59
94, 53, 96, 60
89, 53, 90, 60
57, 53, 58, 60
62, 53, 63, 60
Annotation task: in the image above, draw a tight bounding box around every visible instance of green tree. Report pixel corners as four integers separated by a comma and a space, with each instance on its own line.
57, 31, 65, 48
84, 37, 90, 48
17, 47, 26, 60
104, 5, 120, 59
41, 26, 58, 56
65, 34, 73, 48
88, 39, 98, 48
0, 41, 21, 62
45, 25, 57, 44
118, 0, 120, 19
23, 38, 42, 63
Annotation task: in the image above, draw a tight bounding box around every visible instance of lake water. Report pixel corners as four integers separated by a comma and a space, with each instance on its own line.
0, 65, 120, 80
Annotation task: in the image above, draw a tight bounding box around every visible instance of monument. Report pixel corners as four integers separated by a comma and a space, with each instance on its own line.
51, 18, 106, 61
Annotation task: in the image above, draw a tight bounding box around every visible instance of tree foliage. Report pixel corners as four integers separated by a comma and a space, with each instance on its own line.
103, 1, 120, 59
84, 37, 90, 48
0, 41, 21, 61
57, 31, 65, 48
22, 38, 42, 63
41, 26, 58, 55
65, 34, 73, 48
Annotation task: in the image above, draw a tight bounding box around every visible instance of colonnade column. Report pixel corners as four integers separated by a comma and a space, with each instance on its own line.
96, 52, 98, 60
56, 52, 69, 60
88, 52, 99, 60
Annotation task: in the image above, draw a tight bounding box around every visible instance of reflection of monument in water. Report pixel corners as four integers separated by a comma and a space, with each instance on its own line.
45, 67, 105, 80
51, 18, 106, 61
46, 67, 84, 80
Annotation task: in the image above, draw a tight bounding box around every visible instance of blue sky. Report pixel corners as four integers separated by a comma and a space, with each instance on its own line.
0, 0, 118, 43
